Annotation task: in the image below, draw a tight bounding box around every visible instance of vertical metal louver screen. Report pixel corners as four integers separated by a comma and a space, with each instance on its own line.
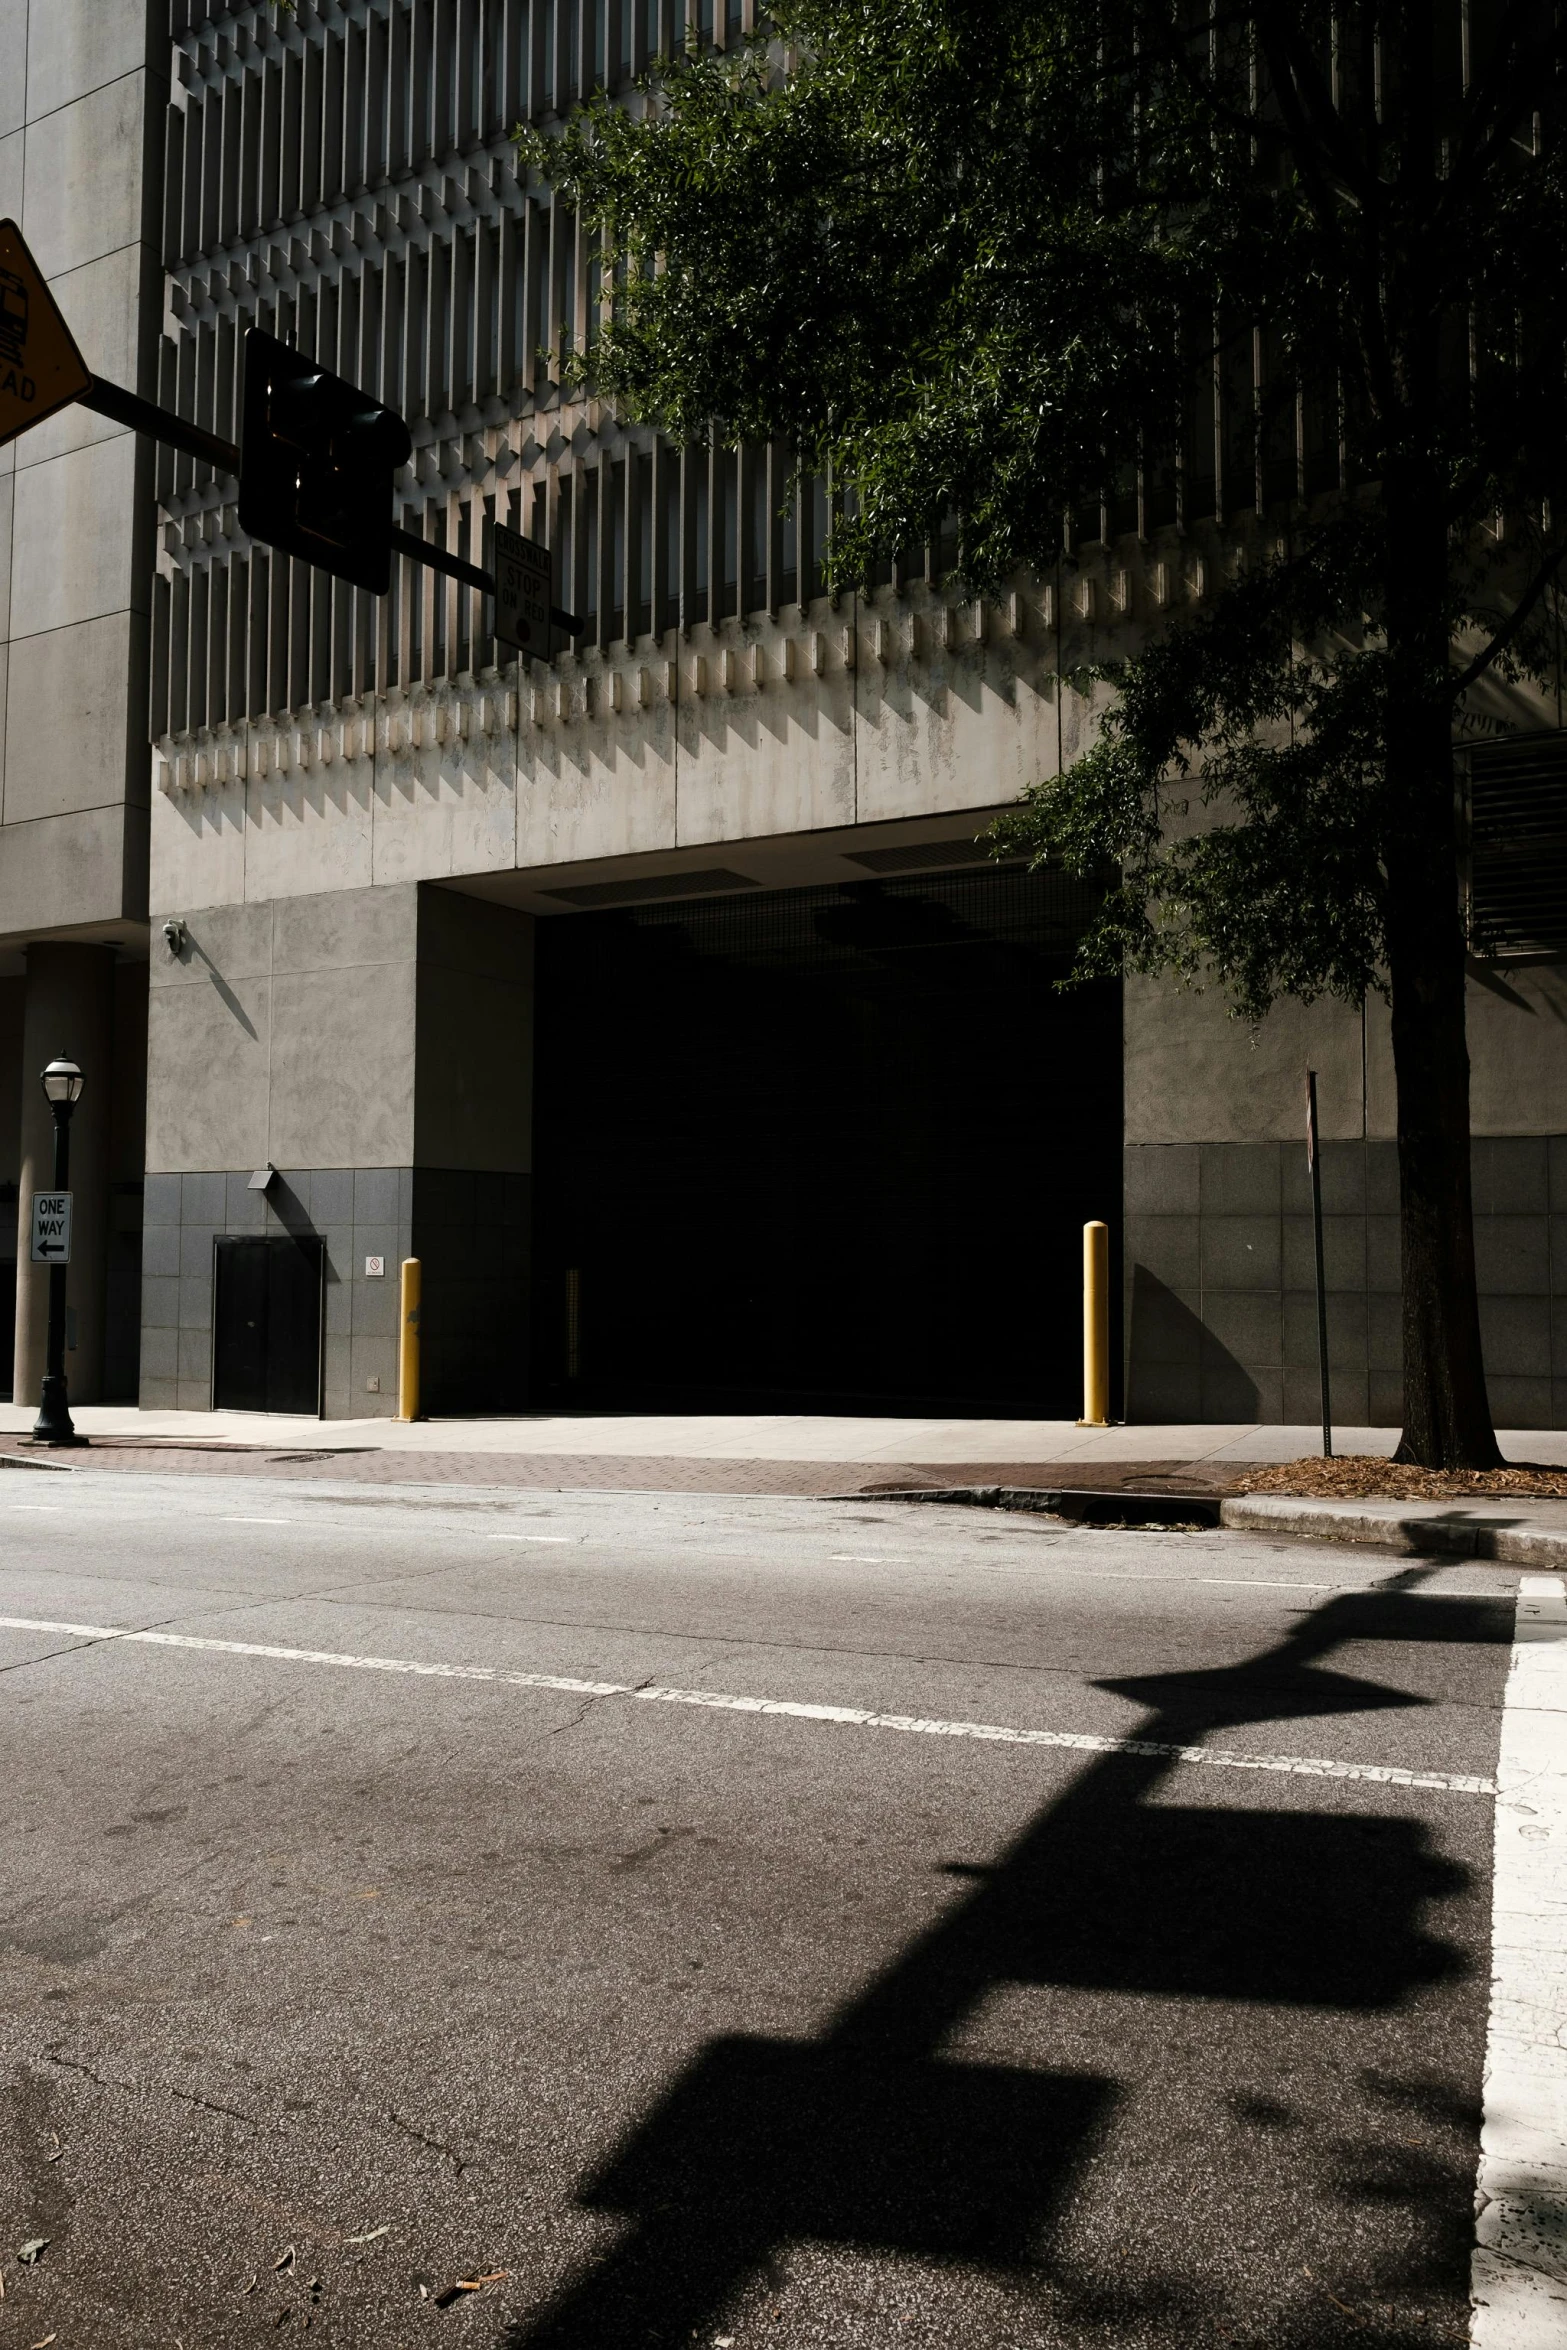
1468, 733, 1567, 958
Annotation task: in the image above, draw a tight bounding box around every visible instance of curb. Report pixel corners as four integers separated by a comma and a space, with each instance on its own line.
835, 1486, 1223, 1528
1219, 1492, 1567, 1567
838, 1481, 1567, 1563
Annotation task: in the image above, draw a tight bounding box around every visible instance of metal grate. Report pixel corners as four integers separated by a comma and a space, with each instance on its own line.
606, 865, 1107, 970
541, 867, 759, 909
1468, 732, 1567, 959
846, 837, 1009, 874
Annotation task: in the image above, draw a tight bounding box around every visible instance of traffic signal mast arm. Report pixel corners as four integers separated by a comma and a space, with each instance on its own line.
78, 374, 240, 475
74, 371, 582, 635
389, 521, 581, 636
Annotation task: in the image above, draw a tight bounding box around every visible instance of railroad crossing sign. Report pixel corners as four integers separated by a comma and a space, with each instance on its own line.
494, 524, 553, 654
29, 1191, 73, 1265
0, 220, 91, 451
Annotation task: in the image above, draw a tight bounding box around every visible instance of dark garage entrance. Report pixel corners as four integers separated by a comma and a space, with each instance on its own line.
532, 866, 1121, 1417
213, 1233, 325, 1415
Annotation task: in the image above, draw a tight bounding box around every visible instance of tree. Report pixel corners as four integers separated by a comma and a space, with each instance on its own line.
523, 1, 1567, 1468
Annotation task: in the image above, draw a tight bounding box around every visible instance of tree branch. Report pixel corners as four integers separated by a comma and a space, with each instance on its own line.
1450, 538, 1567, 698
1260, 18, 1381, 205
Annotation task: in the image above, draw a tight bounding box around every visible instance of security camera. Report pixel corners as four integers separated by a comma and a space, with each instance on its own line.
161, 918, 187, 958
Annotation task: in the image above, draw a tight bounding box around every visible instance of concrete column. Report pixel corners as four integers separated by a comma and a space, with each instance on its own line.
14, 945, 116, 1406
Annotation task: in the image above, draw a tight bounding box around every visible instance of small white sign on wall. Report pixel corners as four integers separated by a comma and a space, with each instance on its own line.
364, 1255, 386, 1278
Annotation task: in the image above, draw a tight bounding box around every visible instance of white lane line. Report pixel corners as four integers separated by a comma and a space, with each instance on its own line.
1471, 1573, 1567, 2345
0, 1613, 1494, 1795
221, 1516, 295, 1525
491, 1534, 573, 1544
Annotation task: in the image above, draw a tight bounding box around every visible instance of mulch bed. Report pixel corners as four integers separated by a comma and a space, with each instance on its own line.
1233, 1455, 1567, 1502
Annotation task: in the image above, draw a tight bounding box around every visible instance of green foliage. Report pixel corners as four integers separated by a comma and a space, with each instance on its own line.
521, 2, 1567, 1021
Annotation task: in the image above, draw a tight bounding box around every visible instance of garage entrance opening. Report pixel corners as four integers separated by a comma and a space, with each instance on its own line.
532, 866, 1121, 1416
213, 1233, 324, 1415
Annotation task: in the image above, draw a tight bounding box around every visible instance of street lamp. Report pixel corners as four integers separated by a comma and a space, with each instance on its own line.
32, 1056, 85, 1448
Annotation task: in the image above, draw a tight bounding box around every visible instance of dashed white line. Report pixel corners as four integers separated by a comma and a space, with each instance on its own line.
0, 1613, 1495, 1796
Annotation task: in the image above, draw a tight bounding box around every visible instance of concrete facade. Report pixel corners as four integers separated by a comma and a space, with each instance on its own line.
1123, 966, 1567, 1428
3, 1, 1564, 1426
0, 0, 160, 1400
142, 880, 532, 1416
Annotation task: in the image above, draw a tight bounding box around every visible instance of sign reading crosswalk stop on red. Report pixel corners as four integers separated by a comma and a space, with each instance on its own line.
494, 523, 553, 654
0, 219, 91, 450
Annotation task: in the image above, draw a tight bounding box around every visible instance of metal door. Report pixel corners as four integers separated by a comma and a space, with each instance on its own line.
213, 1234, 324, 1414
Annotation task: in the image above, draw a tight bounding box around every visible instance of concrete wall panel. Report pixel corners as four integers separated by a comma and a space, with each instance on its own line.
9, 433, 146, 636
0, 0, 26, 138
25, 0, 154, 120
0, 804, 134, 940
855, 589, 1059, 827
1467, 966, 1567, 1135
514, 676, 678, 868
2, 607, 144, 822
0, 123, 21, 219
267, 961, 419, 1168
370, 691, 519, 886
21, 68, 152, 279
150, 772, 248, 914
412, 961, 531, 1170
269, 877, 418, 980
0, 474, 12, 644
413, 890, 533, 1173
145, 965, 270, 1172
676, 624, 855, 846
1125, 976, 1367, 1145
242, 757, 375, 903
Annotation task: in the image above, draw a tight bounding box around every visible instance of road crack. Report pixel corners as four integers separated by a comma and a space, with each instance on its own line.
47, 2047, 258, 2127
387, 2109, 469, 2174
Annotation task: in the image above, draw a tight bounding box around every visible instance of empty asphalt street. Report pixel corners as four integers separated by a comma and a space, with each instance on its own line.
0, 1468, 1555, 2348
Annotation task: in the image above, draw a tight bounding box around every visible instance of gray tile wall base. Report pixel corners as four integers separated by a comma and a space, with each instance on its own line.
1125, 1138, 1567, 1429
140, 1167, 528, 1418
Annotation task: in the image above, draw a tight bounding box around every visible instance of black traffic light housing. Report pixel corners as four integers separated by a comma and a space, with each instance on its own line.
238, 327, 412, 594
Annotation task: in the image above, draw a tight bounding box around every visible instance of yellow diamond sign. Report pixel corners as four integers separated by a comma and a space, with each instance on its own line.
0, 218, 91, 450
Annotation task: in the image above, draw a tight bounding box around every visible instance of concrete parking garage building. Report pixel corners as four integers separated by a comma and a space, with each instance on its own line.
3, 0, 1567, 1427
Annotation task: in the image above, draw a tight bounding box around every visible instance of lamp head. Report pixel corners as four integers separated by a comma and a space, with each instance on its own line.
40, 1056, 84, 1107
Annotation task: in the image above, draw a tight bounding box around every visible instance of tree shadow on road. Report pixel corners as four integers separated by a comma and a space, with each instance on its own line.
500, 1568, 1487, 2348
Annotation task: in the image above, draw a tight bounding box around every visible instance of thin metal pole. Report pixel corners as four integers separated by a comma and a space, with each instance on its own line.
1306, 1070, 1332, 1458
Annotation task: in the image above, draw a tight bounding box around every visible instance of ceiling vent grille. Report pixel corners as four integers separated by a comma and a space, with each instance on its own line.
542, 867, 759, 910
1468, 733, 1567, 958
847, 837, 1007, 874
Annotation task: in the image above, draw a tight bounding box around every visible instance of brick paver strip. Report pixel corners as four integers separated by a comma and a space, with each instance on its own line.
0, 1439, 1230, 1498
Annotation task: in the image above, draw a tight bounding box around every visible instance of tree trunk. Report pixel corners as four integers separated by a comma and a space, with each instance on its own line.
1382, 642, 1502, 1470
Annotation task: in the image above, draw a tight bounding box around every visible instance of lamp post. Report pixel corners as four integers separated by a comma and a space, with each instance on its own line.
32, 1055, 85, 1448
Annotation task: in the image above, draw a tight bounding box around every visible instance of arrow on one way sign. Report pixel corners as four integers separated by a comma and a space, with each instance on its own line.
0, 219, 91, 451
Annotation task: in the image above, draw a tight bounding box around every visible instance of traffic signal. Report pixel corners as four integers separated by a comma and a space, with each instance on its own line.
238, 327, 411, 595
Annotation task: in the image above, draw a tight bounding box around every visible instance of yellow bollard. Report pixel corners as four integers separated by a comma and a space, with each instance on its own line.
1079, 1221, 1110, 1427
397, 1256, 422, 1422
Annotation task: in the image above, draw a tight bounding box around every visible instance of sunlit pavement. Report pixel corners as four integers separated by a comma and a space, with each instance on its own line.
0, 1470, 1558, 2346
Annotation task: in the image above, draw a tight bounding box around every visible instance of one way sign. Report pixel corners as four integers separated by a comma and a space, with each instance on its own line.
30, 1191, 72, 1263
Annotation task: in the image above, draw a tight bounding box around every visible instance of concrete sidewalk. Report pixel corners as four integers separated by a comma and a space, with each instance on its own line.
5, 1403, 1567, 1467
